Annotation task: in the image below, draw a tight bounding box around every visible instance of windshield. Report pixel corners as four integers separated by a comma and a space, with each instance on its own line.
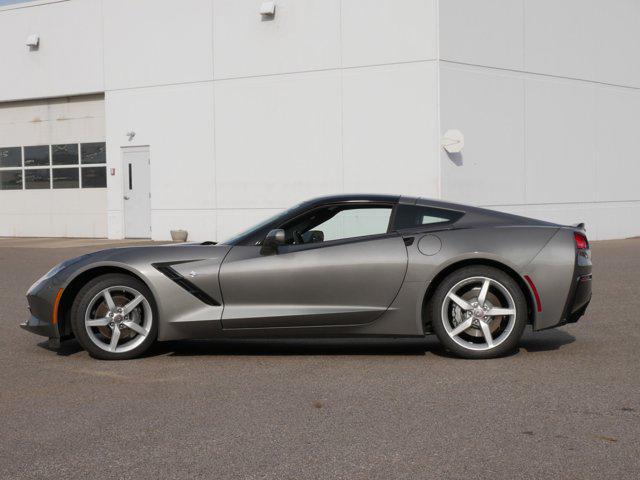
219, 206, 299, 246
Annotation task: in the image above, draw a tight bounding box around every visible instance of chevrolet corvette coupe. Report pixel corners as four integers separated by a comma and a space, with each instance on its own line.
21, 194, 592, 360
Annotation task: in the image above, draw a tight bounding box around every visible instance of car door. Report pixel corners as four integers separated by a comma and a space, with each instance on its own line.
218, 204, 408, 330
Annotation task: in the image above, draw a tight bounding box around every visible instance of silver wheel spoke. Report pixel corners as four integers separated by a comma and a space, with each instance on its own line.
450, 318, 473, 337
108, 326, 121, 352
479, 320, 494, 348
478, 279, 490, 305
103, 290, 117, 312
122, 294, 144, 315
123, 321, 146, 337
486, 307, 516, 316
448, 293, 472, 311
86, 317, 110, 327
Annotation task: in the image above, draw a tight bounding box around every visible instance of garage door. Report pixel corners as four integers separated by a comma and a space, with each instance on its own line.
0, 94, 107, 237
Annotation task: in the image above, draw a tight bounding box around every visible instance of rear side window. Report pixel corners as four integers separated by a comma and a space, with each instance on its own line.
393, 205, 464, 230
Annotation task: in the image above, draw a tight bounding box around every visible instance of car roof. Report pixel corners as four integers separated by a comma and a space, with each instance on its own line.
299, 194, 401, 208
298, 194, 558, 228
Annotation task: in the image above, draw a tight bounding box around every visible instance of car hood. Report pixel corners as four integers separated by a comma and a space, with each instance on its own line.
48, 243, 233, 287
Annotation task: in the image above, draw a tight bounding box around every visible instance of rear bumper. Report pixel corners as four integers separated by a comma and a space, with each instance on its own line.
565, 273, 592, 324
526, 228, 592, 330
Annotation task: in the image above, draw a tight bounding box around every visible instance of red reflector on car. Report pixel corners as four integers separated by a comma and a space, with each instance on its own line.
574, 232, 589, 250
524, 275, 542, 313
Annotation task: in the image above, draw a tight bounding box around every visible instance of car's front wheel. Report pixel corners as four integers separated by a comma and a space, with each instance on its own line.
430, 266, 527, 359
70, 273, 158, 360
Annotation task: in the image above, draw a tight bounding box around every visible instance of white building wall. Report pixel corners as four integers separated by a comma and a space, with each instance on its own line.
1, 0, 638, 241
0, 0, 103, 102
439, 0, 640, 240
103, 0, 440, 241
104, 83, 217, 240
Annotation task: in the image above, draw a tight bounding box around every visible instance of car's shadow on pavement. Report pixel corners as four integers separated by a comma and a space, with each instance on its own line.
519, 328, 576, 352
44, 328, 575, 358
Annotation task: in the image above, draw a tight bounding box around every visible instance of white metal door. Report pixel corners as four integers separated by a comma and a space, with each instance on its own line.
122, 146, 151, 238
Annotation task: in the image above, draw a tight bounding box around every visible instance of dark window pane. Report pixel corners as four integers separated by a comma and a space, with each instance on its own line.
24, 145, 50, 166
0, 170, 23, 190
52, 144, 78, 165
81, 142, 106, 164
52, 168, 79, 189
81, 166, 107, 188
25, 169, 50, 190
0, 147, 22, 168
393, 205, 465, 230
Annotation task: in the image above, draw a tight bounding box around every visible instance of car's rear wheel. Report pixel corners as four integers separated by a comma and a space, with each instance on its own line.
70, 273, 158, 360
430, 266, 527, 359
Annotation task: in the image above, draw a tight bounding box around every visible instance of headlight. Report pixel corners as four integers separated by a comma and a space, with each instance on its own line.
28, 255, 87, 293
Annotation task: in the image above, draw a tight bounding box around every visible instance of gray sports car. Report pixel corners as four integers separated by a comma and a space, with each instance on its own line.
21, 194, 592, 360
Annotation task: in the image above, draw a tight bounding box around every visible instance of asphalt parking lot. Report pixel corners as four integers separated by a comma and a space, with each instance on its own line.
1, 237, 639, 479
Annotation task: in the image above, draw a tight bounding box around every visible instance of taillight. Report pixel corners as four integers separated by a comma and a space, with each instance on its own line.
574, 232, 589, 250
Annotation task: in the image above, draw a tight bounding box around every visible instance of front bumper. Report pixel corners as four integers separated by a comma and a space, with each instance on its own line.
20, 314, 57, 338
22, 278, 60, 339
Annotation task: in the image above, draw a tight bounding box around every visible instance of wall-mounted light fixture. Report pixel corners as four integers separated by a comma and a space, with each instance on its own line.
260, 1, 276, 17
26, 34, 40, 50
441, 129, 464, 154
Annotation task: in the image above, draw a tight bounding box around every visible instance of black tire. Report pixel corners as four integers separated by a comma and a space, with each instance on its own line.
429, 265, 527, 359
70, 273, 158, 360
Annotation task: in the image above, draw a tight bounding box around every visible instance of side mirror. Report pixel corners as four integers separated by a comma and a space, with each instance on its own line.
260, 229, 285, 255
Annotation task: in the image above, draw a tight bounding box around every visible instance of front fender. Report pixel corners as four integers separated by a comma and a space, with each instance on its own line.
48, 245, 231, 341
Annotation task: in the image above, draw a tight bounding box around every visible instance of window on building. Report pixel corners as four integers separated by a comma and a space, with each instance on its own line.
393, 205, 464, 230
0, 147, 22, 168
24, 169, 51, 190
81, 142, 106, 164
52, 167, 79, 189
0, 142, 107, 191
81, 166, 107, 188
0, 170, 23, 190
24, 145, 50, 167
52, 144, 79, 165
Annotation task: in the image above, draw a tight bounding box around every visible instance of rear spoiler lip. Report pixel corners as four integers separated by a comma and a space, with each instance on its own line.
571, 222, 586, 232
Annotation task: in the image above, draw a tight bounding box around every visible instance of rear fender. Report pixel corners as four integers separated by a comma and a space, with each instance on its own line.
523, 228, 577, 330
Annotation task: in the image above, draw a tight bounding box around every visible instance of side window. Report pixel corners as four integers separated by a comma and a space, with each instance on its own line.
393, 205, 463, 230
284, 205, 392, 245
313, 208, 391, 242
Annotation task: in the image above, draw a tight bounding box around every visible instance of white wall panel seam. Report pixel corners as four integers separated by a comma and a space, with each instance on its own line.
101, 59, 440, 95
0, 0, 69, 12
435, 0, 441, 199
440, 60, 640, 92
210, 0, 218, 237
339, 0, 344, 192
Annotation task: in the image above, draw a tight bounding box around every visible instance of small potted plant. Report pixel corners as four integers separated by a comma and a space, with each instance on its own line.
170, 229, 188, 243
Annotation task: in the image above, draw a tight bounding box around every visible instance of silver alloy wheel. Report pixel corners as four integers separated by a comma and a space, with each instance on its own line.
84, 286, 152, 353
441, 276, 516, 351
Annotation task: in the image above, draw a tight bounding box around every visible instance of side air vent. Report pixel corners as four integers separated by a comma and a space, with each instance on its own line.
152, 262, 220, 306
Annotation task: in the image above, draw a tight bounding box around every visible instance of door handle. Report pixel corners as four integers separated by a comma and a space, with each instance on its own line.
124, 196, 130, 200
